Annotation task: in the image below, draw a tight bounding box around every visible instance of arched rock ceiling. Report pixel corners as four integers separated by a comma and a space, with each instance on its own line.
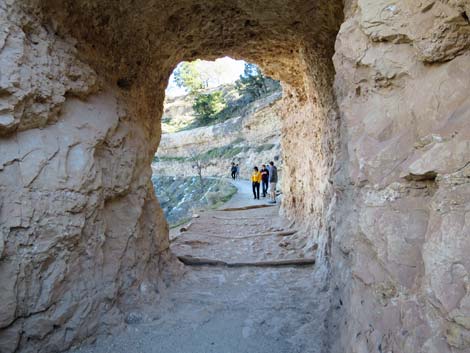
29, 0, 344, 90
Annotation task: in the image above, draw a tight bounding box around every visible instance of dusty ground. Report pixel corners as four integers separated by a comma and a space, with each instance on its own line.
70, 181, 327, 353
222, 178, 274, 208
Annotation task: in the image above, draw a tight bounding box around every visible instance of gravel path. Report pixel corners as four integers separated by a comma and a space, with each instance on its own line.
222, 178, 272, 208
69, 180, 328, 353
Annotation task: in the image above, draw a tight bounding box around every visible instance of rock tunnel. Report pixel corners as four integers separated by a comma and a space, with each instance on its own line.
1, 0, 469, 352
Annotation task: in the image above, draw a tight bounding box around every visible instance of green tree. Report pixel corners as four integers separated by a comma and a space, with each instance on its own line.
235, 63, 281, 101
235, 63, 266, 99
193, 91, 226, 125
173, 61, 207, 94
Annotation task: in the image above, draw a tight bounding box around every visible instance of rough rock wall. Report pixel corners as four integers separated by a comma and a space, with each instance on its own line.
0, 4, 174, 352
330, 1, 470, 352
279, 49, 339, 260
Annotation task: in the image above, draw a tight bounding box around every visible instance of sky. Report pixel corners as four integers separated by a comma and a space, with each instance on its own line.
166, 57, 246, 97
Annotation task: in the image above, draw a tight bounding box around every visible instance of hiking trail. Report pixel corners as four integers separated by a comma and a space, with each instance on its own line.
70, 180, 329, 353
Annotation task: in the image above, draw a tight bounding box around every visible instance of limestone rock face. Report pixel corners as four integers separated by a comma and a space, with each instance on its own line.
0, 8, 98, 136
0, 3, 175, 352
358, 0, 470, 62
153, 91, 282, 180
0, 0, 468, 352
330, 1, 470, 352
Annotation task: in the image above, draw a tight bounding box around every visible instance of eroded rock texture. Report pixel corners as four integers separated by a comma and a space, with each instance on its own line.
0, 0, 469, 352
0, 3, 173, 352
331, 1, 470, 352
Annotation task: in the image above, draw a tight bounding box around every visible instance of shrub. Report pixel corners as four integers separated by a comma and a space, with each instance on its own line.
199, 145, 248, 160
232, 137, 245, 145
153, 156, 187, 162
254, 144, 275, 153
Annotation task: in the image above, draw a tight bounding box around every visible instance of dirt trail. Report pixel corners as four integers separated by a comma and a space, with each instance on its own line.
70, 180, 329, 353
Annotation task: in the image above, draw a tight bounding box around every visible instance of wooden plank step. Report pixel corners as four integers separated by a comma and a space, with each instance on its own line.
177, 256, 315, 268
174, 230, 297, 241
217, 204, 276, 212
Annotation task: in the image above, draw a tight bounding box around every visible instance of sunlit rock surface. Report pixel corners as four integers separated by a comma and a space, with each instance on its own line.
153, 90, 282, 180
330, 1, 470, 352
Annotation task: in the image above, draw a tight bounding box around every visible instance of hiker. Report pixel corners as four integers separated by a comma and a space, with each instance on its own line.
251, 166, 261, 200
235, 163, 240, 179
230, 162, 237, 180
260, 164, 269, 197
268, 161, 278, 203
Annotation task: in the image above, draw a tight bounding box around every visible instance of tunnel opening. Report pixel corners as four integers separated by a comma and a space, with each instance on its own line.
152, 57, 285, 229
150, 57, 324, 275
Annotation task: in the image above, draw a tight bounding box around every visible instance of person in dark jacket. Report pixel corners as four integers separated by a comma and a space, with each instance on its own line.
230, 162, 237, 180
260, 164, 269, 197
268, 161, 278, 203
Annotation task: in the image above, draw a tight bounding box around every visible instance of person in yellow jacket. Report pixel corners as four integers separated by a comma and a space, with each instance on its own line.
251, 166, 262, 200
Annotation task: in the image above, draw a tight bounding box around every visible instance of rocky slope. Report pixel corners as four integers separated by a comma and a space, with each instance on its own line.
153, 89, 283, 180
152, 176, 236, 226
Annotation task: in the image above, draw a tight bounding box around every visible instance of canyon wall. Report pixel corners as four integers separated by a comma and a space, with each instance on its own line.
329, 1, 470, 352
153, 91, 282, 180
0, 4, 175, 352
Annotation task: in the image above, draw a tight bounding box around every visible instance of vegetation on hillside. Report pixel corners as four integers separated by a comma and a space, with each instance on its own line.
236, 63, 279, 101
153, 140, 276, 164
192, 91, 226, 125
173, 61, 208, 92
171, 61, 281, 129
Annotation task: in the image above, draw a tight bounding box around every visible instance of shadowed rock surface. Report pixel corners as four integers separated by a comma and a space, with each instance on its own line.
69, 266, 328, 353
